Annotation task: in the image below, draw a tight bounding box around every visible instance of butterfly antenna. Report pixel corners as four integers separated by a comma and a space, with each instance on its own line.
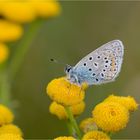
50, 58, 67, 66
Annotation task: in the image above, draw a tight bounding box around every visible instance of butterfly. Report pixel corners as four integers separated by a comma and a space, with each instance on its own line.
65, 40, 124, 86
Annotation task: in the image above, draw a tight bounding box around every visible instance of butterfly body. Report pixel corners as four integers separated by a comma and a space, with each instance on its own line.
65, 40, 124, 86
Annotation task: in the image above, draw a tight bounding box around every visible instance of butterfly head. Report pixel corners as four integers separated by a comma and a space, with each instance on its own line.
64, 64, 72, 74
65, 65, 81, 85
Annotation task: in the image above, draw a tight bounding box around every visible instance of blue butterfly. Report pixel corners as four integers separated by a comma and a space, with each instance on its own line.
65, 40, 124, 86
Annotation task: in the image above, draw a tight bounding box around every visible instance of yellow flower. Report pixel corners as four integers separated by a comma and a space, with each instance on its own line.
29, 0, 61, 18
0, 124, 23, 136
71, 101, 85, 116
0, 104, 14, 125
0, 43, 9, 63
1, 2, 36, 23
80, 118, 98, 133
47, 77, 85, 106
54, 136, 76, 140
0, 19, 23, 42
49, 101, 85, 119
104, 94, 138, 112
92, 102, 129, 132
82, 130, 110, 140
0, 133, 23, 140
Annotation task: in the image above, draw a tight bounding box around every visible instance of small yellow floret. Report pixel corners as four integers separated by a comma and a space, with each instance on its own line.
0, 133, 23, 140
29, 0, 61, 18
54, 136, 76, 140
0, 104, 14, 125
0, 124, 23, 136
47, 77, 85, 106
1, 2, 36, 23
0, 20, 23, 42
71, 101, 85, 116
0, 43, 9, 63
104, 95, 138, 111
80, 117, 98, 133
92, 102, 129, 132
49, 101, 85, 119
82, 130, 110, 140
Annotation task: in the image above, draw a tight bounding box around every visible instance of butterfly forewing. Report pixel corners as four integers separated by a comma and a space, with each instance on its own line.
73, 40, 124, 85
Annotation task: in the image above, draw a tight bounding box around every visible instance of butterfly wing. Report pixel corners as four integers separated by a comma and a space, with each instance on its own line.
73, 40, 124, 85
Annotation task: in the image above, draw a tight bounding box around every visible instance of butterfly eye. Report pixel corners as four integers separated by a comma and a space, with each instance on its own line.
65, 65, 72, 73
67, 68, 71, 72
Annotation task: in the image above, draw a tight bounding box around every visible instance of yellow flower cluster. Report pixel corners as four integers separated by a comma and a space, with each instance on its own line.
0, 0, 61, 23
76, 94, 138, 139
82, 130, 110, 140
0, 133, 23, 140
93, 102, 129, 132
0, 0, 61, 64
47, 77, 87, 121
47, 77, 86, 106
0, 104, 14, 125
80, 118, 98, 133
91, 95, 138, 132
46, 77, 138, 139
104, 94, 138, 111
29, 0, 61, 19
49, 101, 85, 120
54, 136, 76, 140
0, 43, 9, 63
0, 20, 23, 42
0, 104, 23, 139
54, 131, 110, 140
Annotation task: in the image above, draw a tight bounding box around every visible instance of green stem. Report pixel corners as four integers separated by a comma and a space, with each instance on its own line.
66, 120, 74, 136
65, 106, 82, 139
9, 19, 43, 80
0, 70, 11, 107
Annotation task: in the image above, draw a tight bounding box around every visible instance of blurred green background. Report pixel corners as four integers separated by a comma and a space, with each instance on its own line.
12, 1, 140, 139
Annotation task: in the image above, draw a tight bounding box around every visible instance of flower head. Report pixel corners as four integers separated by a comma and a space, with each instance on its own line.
0, 124, 23, 136
92, 102, 129, 132
0, 104, 14, 125
1, 2, 36, 23
0, 43, 9, 63
49, 101, 85, 119
29, 0, 61, 18
47, 77, 85, 106
54, 136, 76, 140
71, 101, 85, 116
0, 133, 23, 140
0, 19, 23, 42
104, 95, 138, 112
82, 130, 110, 140
80, 117, 98, 133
